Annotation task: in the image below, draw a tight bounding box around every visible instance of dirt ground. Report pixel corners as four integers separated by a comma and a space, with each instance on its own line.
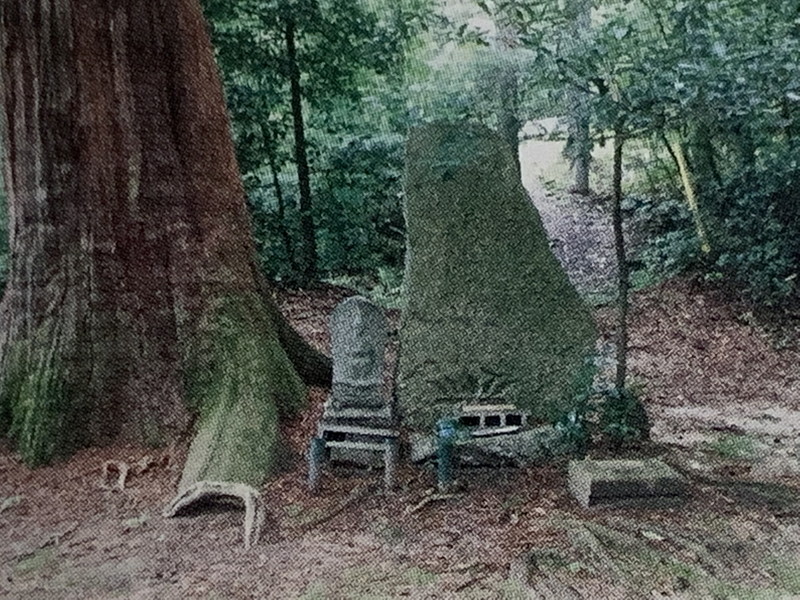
3, 276, 800, 600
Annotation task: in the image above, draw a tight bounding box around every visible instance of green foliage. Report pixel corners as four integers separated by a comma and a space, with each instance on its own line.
202, 0, 432, 284
556, 382, 650, 453
496, 0, 800, 306
708, 159, 800, 304
316, 134, 406, 276
706, 433, 759, 461
555, 408, 590, 457
200, 0, 800, 305
597, 387, 650, 445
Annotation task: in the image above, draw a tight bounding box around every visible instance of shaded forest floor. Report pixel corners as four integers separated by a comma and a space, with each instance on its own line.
3, 276, 800, 599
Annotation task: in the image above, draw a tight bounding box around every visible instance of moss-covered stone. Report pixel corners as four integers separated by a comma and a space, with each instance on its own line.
178, 293, 306, 490
397, 122, 596, 431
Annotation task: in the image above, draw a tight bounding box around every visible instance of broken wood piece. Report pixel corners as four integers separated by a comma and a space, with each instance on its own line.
100, 460, 130, 491
164, 481, 265, 550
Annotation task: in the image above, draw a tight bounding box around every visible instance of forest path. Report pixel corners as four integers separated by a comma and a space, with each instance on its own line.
519, 139, 621, 300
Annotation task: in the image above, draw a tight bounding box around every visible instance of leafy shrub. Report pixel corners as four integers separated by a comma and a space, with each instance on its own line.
555, 408, 590, 458
708, 163, 799, 305
556, 385, 650, 453
597, 387, 650, 446
244, 134, 406, 285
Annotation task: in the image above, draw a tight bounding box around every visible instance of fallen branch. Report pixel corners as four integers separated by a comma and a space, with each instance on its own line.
294, 484, 375, 530
164, 481, 265, 550
99, 452, 170, 492
454, 573, 492, 593
405, 492, 460, 515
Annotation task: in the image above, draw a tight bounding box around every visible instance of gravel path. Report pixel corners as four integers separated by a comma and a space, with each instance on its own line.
519, 139, 639, 299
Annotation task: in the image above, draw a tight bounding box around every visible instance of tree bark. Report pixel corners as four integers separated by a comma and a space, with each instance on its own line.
498, 64, 521, 177
0, 0, 330, 482
611, 127, 628, 391
492, 21, 521, 177
564, 0, 592, 195
285, 15, 318, 282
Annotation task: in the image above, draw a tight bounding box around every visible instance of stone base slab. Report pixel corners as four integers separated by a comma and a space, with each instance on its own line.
568, 459, 688, 508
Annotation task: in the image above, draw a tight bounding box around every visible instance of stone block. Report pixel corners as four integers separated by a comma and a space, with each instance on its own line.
568, 459, 688, 508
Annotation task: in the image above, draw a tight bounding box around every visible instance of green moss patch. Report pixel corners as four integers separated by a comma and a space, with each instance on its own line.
0, 319, 79, 466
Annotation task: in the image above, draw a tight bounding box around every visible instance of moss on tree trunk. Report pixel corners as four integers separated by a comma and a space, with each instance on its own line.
179, 294, 305, 489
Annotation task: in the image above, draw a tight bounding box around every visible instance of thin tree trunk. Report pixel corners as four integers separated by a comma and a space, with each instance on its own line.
612, 127, 628, 391
285, 16, 317, 281
261, 125, 296, 273
499, 65, 521, 177
494, 22, 521, 177
0, 0, 330, 478
663, 131, 712, 254
565, 0, 592, 195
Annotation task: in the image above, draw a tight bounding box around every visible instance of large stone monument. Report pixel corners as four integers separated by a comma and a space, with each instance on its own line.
397, 122, 597, 432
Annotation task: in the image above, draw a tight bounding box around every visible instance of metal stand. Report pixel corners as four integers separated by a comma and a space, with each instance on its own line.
307, 423, 400, 492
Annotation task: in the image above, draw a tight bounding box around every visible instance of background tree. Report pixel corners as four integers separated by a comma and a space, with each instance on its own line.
0, 0, 329, 499
501, 0, 800, 304
563, 0, 592, 194
0, 165, 6, 295
202, 0, 429, 283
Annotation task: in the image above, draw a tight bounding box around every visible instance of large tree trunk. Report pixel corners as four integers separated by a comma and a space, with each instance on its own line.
0, 0, 330, 497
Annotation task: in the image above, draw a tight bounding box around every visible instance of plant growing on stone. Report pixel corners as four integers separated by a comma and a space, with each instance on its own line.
555, 407, 590, 458
433, 368, 516, 404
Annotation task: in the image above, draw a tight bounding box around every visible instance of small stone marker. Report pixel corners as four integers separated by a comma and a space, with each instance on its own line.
568, 459, 688, 508
308, 296, 398, 490
328, 295, 388, 415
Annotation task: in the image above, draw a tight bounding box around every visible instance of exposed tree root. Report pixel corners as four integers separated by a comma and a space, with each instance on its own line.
100, 461, 130, 491
164, 481, 265, 550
